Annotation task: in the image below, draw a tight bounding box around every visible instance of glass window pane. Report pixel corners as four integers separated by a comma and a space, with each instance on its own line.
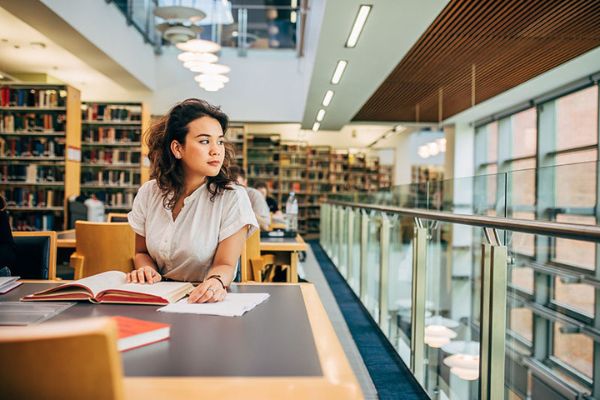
510, 266, 534, 293
511, 108, 537, 159
553, 322, 593, 379
555, 156, 597, 209
487, 121, 498, 163
553, 277, 594, 316
556, 85, 598, 151
553, 214, 596, 270
510, 307, 532, 342
510, 213, 535, 257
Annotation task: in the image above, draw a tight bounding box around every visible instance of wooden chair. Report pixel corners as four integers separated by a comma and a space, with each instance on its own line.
241, 229, 276, 282
12, 231, 57, 279
106, 213, 129, 223
70, 221, 135, 279
0, 317, 124, 400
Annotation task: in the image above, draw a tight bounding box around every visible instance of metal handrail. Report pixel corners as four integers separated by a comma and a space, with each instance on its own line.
327, 200, 600, 242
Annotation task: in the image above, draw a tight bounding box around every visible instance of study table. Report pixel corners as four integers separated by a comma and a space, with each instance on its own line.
1, 281, 363, 399
57, 229, 76, 249
259, 235, 307, 283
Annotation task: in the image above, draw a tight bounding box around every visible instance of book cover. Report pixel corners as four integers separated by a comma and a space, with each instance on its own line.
112, 316, 170, 352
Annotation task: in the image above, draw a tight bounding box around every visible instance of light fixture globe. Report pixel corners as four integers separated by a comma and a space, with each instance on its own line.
176, 39, 221, 53
178, 52, 218, 63
199, 81, 225, 92
187, 63, 231, 74
194, 74, 230, 84
153, 6, 206, 23
156, 23, 203, 44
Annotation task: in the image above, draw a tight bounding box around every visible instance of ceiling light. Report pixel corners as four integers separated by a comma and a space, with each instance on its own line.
188, 63, 231, 74
437, 137, 447, 152
424, 325, 457, 348
195, 74, 230, 84
0, 74, 4, 79
290, 11, 297, 24
178, 52, 219, 63
183, 60, 223, 69
331, 60, 347, 84
428, 142, 439, 156
312, 122, 320, 132
199, 82, 225, 91
418, 145, 430, 159
316, 109, 326, 122
394, 124, 405, 132
322, 90, 334, 107
346, 5, 372, 48
176, 39, 221, 53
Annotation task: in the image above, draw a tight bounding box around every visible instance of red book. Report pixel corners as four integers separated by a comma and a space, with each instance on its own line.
112, 316, 170, 352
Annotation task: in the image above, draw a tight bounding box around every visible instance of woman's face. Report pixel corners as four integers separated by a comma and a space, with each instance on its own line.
174, 116, 225, 178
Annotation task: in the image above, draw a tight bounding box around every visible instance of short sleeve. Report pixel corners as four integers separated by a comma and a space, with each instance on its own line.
128, 181, 152, 236
219, 186, 259, 242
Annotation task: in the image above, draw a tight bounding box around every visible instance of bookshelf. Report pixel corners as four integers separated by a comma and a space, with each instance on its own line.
279, 140, 308, 232
306, 145, 331, 236
0, 84, 81, 231
80, 102, 149, 212
378, 164, 394, 190
246, 133, 281, 197
227, 124, 246, 171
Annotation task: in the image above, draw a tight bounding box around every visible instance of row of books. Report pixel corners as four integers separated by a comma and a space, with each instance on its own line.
83, 104, 142, 122
2, 188, 61, 208
0, 113, 65, 133
83, 149, 140, 165
0, 137, 63, 158
0, 165, 64, 183
81, 170, 140, 187
9, 213, 58, 232
0, 88, 66, 108
83, 127, 140, 144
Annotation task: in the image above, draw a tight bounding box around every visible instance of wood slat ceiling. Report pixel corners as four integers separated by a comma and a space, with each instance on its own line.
354, 0, 600, 123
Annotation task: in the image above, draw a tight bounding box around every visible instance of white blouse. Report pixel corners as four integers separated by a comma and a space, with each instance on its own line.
128, 179, 258, 282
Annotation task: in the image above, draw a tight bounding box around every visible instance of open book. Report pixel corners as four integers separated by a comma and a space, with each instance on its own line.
22, 271, 193, 305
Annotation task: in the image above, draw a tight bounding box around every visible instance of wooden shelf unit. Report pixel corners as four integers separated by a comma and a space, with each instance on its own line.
0, 84, 81, 231
80, 102, 150, 212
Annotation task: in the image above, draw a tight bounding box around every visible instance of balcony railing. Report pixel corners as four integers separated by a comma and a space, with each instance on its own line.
321, 161, 600, 400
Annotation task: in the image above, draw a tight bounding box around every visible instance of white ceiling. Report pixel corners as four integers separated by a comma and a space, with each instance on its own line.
300, 0, 449, 131
0, 6, 141, 101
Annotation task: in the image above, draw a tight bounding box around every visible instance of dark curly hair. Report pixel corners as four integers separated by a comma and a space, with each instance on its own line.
147, 98, 236, 209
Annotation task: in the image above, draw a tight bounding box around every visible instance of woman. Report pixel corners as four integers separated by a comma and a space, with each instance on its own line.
126, 99, 258, 303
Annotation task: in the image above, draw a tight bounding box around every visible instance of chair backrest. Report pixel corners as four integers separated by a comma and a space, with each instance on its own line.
0, 317, 124, 400
240, 229, 261, 281
12, 231, 57, 279
106, 213, 129, 223
75, 221, 135, 278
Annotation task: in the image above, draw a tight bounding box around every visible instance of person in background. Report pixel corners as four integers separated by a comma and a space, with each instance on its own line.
0, 195, 16, 276
229, 165, 271, 231
254, 180, 278, 213
126, 99, 258, 303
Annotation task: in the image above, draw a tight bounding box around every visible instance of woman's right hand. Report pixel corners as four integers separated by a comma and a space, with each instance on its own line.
126, 266, 162, 284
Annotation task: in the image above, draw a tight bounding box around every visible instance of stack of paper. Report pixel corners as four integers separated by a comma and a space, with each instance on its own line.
157, 293, 270, 317
0, 277, 21, 294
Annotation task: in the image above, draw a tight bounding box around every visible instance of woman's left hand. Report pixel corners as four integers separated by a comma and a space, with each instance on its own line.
188, 279, 227, 303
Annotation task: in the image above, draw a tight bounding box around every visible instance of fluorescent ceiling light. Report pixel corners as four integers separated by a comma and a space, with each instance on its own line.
322, 90, 334, 107
346, 5, 372, 48
316, 109, 326, 122
312, 122, 320, 132
178, 52, 219, 63
331, 60, 347, 84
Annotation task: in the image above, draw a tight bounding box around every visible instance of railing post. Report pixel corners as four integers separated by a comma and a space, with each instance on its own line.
347, 206, 354, 282
480, 227, 508, 400
379, 212, 391, 336
360, 210, 369, 303
410, 218, 427, 384
338, 206, 345, 275
320, 203, 327, 249
330, 205, 337, 260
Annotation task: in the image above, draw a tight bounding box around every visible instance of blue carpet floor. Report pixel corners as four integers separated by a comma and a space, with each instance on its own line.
310, 240, 428, 400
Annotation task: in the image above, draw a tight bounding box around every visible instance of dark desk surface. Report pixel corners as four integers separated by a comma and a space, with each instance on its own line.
260, 234, 307, 252
5, 282, 362, 399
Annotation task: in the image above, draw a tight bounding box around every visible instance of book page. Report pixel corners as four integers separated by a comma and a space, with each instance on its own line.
105, 281, 193, 302
73, 271, 127, 297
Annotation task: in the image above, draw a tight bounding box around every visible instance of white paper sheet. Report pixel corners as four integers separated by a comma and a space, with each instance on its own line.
157, 293, 270, 317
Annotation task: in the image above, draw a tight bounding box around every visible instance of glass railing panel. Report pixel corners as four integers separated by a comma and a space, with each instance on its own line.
552, 277, 594, 317
552, 321, 593, 380
421, 220, 482, 399
364, 211, 382, 321
337, 206, 349, 278
348, 208, 361, 295
387, 215, 414, 365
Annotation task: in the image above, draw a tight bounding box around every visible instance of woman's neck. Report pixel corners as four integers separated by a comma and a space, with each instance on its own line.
183, 175, 207, 197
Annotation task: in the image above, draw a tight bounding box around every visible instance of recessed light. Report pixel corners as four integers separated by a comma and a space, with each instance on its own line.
322, 90, 334, 107
331, 60, 347, 84
0, 74, 4, 79
346, 5, 372, 48
316, 109, 326, 122
312, 122, 320, 132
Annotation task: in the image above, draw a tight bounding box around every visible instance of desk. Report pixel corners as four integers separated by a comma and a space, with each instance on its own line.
57, 229, 76, 249
260, 235, 307, 283
2, 282, 362, 399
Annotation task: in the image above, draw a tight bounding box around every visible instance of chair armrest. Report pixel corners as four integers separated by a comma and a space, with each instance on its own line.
69, 253, 85, 280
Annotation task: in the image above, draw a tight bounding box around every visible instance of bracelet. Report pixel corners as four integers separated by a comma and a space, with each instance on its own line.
206, 274, 227, 290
